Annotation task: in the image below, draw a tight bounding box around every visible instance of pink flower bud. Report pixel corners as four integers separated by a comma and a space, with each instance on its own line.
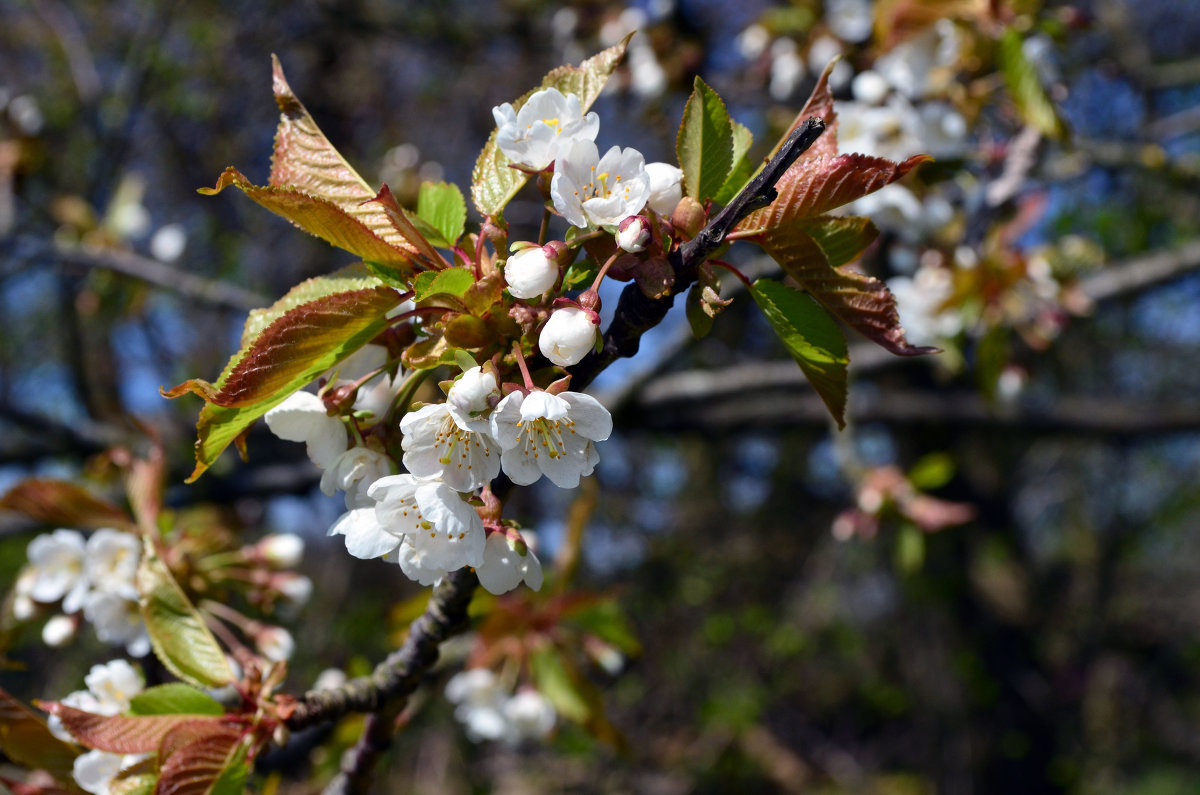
616, 216, 651, 253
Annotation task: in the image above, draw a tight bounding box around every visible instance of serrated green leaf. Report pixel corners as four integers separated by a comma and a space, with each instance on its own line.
472, 35, 632, 219
128, 684, 224, 717
530, 648, 591, 723
0, 687, 80, 783
137, 538, 234, 688
713, 121, 755, 205
998, 28, 1067, 140
750, 279, 849, 428
239, 263, 392, 346
676, 77, 735, 202
417, 182, 467, 247
413, 268, 474, 301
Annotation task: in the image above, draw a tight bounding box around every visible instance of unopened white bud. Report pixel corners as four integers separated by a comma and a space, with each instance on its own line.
616, 216, 650, 253
448, 366, 499, 416
42, 614, 76, 647
258, 534, 305, 568
257, 626, 295, 662
505, 245, 560, 299
538, 307, 598, 367
276, 574, 313, 606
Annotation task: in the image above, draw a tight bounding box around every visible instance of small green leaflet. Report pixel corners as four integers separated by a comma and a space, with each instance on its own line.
749, 279, 849, 428
998, 28, 1067, 140
676, 77, 735, 202
416, 181, 467, 247
128, 684, 225, 717
713, 121, 755, 205
414, 268, 475, 301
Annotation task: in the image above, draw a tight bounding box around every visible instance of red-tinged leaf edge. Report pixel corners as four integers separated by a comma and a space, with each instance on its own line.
769, 59, 841, 163
155, 723, 248, 795
199, 168, 417, 271
369, 185, 447, 267
37, 702, 220, 755
0, 479, 135, 531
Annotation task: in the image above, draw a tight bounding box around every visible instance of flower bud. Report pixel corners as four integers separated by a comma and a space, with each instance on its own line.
42, 614, 76, 647
448, 366, 499, 416
538, 306, 599, 367
505, 243, 561, 299
274, 573, 313, 606
671, 196, 706, 240
257, 533, 305, 568
645, 162, 684, 216
257, 626, 295, 662
616, 216, 651, 253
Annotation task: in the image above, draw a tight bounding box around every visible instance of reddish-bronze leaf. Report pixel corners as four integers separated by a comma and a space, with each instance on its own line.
735, 153, 931, 235
38, 702, 215, 755
745, 221, 937, 356
0, 688, 80, 784
155, 722, 246, 795
200, 168, 415, 270
769, 60, 840, 163
0, 776, 79, 795
269, 56, 421, 261
0, 479, 134, 531
369, 185, 448, 267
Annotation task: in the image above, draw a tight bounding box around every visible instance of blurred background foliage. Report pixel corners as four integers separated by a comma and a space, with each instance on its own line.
3, 0, 1200, 792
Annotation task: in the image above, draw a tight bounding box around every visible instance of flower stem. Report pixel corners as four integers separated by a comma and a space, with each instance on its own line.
512, 340, 535, 391
538, 208, 550, 246
707, 259, 753, 289
588, 250, 623, 293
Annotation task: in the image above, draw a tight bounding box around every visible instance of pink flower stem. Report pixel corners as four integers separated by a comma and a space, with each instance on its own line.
512, 340, 535, 391
588, 250, 623, 293
707, 259, 753, 289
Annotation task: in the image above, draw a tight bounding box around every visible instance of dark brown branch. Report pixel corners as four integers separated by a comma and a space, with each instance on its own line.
568, 118, 826, 389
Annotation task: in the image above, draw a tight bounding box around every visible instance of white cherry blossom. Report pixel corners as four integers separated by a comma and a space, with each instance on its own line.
42, 614, 76, 646
257, 533, 305, 568
257, 626, 295, 662
538, 307, 599, 368
329, 505, 401, 560
502, 689, 557, 745
445, 668, 508, 742
83, 591, 150, 657
264, 391, 346, 468
551, 140, 651, 229
83, 529, 140, 600
493, 88, 599, 171
400, 403, 500, 492
476, 531, 544, 595
489, 390, 612, 488
26, 529, 87, 605
320, 446, 394, 505
370, 474, 486, 572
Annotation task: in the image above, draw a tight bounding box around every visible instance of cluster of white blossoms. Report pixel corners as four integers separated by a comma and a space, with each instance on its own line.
16, 528, 148, 656
444, 668, 556, 746
267, 354, 611, 594
49, 659, 148, 794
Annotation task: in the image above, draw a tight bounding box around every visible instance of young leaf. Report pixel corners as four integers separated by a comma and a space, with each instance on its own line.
713, 121, 755, 205
802, 215, 880, 268
416, 181, 467, 247
530, 647, 591, 723
137, 538, 235, 688
267, 56, 422, 259
768, 60, 841, 164
37, 702, 217, 755
685, 282, 714, 339
472, 34, 632, 219
200, 168, 416, 271
998, 28, 1067, 139
413, 268, 475, 302
750, 279, 850, 428
0, 479, 135, 532
164, 268, 403, 481
109, 758, 158, 795
0, 687, 80, 783
128, 684, 224, 717
156, 723, 248, 795
742, 220, 935, 356
676, 76, 735, 202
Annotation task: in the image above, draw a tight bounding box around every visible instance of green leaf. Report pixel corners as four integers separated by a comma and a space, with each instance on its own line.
676, 76, 735, 202
136, 538, 235, 688
800, 215, 879, 268
416, 182, 466, 247
895, 523, 926, 574
908, 452, 955, 490
0, 687, 80, 783
530, 648, 591, 723
164, 266, 403, 481
749, 279, 849, 428
472, 35, 632, 219
413, 268, 475, 301
565, 599, 642, 657
128, 684, 224, 717
713, 121, 755, 205
998, 28, 1067, 140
